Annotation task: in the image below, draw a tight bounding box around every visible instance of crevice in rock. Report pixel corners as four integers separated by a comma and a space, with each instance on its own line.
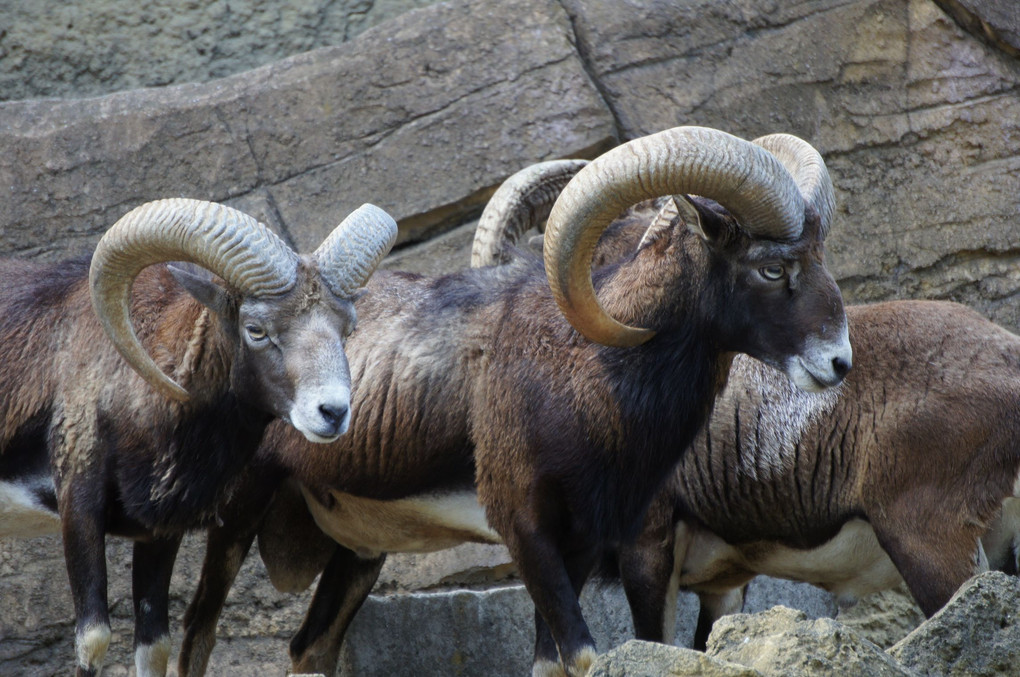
555, 0, 624, 143
930, 0, 1020, 58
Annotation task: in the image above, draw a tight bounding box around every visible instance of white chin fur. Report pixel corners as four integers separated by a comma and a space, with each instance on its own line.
785, 326, 853, 392
298, 427, 344, 444
291, 410, 349, 443
289, 386, 352, 443
786, 360, 831, 392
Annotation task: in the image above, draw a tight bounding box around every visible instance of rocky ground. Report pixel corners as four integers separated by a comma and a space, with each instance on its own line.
592, 572, 1020, 677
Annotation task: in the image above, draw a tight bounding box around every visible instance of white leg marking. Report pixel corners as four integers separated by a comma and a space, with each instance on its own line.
76, 623, 112, 675
568, 647, 598, 676
135, 635, 172, 677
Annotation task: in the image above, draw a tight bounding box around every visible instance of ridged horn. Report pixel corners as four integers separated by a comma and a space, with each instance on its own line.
313, 204, 398, 299
90, 198, 300, 401
752, 133, 835, 237
544, 126, 807, 347
471, 159, 589, 268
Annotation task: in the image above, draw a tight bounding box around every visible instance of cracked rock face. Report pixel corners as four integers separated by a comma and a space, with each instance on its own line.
3, 0, 1017, 332
0, 0, 616, 260
0, 0, 440, 102
706, 607, 914, 676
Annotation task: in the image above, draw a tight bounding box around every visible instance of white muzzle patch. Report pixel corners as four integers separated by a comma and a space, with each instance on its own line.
289, 384, 352, 443
785, 322, 852, 392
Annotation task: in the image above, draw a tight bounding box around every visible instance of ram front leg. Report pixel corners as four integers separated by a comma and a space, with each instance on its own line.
289, 546, 386, 675
178, 527, 256, 677
132, 535, 182, 677
617, 517, 678, 645
61, 481, 112, 677
506, 522, 599, 677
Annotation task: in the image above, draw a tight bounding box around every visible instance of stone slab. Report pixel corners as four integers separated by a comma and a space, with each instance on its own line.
0, 0, 616, 260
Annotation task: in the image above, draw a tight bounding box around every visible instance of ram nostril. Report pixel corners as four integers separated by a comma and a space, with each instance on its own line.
318, 403, 349, 429
832, 355, 851, 379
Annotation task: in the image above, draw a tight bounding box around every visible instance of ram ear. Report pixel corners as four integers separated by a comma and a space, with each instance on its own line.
167, 262, 231, 317
639, 194, 705, 250
675, 194, 719, 242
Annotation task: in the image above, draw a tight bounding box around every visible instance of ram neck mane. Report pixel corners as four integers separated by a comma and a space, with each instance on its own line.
107, 268, 263, 532
577, 317, 726, 545
592, 232, 707, 334
107, 393, 269, 535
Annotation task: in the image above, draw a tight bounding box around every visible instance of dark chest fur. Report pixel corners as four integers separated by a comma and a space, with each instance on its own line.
546, 331, 723, 547
101, 395, 269, 536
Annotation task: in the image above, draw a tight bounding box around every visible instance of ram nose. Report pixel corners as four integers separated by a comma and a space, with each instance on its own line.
319, 402, 350, 435
290, 388, 352, 443
787, 329, 853, 392
831, 353, 852, 380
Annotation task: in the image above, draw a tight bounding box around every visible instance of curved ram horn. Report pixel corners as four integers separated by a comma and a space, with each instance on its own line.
544, 125, 807, 347
752, 133, 835, 238
471, 159, 589, 268
313, 204, 398, 299
90, 198, 300, 402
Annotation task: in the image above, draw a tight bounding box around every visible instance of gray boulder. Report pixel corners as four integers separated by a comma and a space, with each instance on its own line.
889, 571, 1020, 676
589, 640, 761, 677
337, 583, 644, 677
592, 574, 1020, 677
706, 606, 914, 676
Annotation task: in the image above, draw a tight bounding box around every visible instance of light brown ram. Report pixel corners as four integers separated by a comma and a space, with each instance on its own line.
616, 299, 1020, 650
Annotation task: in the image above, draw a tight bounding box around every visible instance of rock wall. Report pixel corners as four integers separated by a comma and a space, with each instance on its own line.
3, 0, 1017, 330
1, 1, 1017, 675
0, 0, 438, 103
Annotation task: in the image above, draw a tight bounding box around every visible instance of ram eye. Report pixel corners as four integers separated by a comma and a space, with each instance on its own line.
759, 264, 786, 281
245, 324, 268, 341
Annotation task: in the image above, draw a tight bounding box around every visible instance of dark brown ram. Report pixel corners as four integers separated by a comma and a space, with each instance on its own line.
0, 199, 396, 677
478, 160, 1020, 653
